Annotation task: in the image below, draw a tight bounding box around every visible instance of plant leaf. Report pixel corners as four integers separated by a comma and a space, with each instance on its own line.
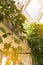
3, 43, 11, 50
2, 34, 7, 38
2, 33, 11, 38
0, 27, 6, 33
14, 37, 20, 44
17, 46, 23, 51
0, 37, 3, 43
7, 33, 12, 36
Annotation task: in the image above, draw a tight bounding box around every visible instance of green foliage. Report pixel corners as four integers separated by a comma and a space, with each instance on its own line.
14, 37, 20, 44
0, 27, 6, 33
0, 0, 26, 32
0, 13, 4, 21
0, 1, 43, 65
2, 33, 7, 38
17, 46, 23, 51
3, 43, 11, 51
2, 33, 11, 38
0, 0, 27, 53
23, 23, 43, 65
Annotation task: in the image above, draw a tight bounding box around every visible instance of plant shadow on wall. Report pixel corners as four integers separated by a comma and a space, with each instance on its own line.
0, 0, 43, 65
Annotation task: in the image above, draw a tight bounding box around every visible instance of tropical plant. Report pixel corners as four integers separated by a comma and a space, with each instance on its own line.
23, 23, 43, 65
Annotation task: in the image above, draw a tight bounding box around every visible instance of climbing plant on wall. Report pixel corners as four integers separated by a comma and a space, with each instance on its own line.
0, 0, 27, 52
0, 0, 26, 32
0, 0, 27, 65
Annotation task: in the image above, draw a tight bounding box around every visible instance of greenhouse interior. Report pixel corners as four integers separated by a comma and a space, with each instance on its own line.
0, 0, 43, 65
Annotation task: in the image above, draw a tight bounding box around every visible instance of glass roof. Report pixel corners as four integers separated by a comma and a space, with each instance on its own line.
15, 0, 43, 23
